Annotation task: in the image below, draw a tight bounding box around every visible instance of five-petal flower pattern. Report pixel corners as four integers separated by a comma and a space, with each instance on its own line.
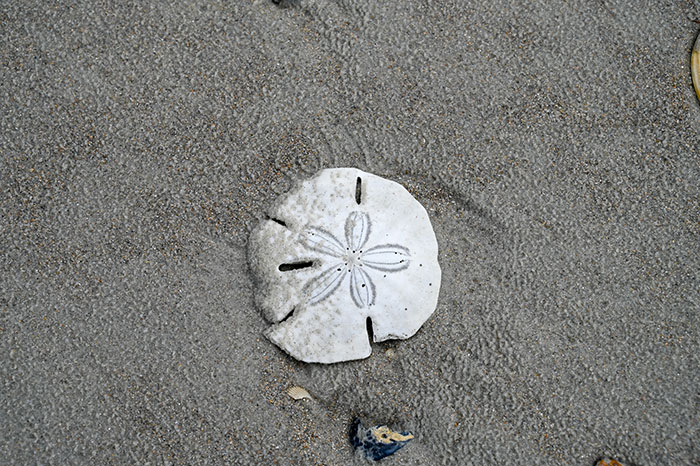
300, 211, 410, 308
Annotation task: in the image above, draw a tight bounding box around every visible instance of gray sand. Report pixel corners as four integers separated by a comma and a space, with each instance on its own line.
1, 0, 699, 464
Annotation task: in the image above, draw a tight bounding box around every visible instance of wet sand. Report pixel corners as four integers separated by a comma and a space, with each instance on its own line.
1, 1, 699, 464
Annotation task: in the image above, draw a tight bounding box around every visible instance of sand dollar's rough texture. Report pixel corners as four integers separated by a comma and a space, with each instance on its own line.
248, 168, 441, 363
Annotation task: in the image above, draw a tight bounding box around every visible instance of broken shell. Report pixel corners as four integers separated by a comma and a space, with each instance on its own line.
693, 32, 700, 102
350, 418, 414, 461
286, 386, 312, 400
248, 168, 441, 363
596, 458, 627, 466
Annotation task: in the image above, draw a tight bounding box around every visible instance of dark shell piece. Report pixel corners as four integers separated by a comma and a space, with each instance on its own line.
350, 418, 414, 461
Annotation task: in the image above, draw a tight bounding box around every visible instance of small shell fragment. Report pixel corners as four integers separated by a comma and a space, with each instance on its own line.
693, 31, 700, 102
286, 386, 312, 400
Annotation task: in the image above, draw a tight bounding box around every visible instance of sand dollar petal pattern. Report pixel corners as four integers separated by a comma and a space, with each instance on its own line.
361, 244, 411, 272
303, 261, 347, 306
345, 211, 371, 251
300, 227, 346, 258
248, 168, 441, 363
349, 264, 376, 308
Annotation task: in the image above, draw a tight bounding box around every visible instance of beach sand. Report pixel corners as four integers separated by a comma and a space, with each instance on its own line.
1, 0, 699, 464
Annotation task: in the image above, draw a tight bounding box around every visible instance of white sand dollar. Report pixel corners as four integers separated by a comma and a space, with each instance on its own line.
248, 168, 441, 363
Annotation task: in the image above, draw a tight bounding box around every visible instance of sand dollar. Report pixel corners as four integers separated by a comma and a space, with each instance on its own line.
248, 168, 441, 363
